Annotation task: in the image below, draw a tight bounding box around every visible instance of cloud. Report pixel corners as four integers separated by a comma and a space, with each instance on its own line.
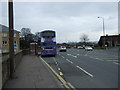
1, 2, 118, 43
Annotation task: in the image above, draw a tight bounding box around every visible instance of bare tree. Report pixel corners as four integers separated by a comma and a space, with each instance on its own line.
80, 33, 89, 43
20, 28, 31, 38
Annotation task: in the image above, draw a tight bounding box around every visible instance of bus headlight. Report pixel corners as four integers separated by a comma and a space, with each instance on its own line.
42, 48, 44, 50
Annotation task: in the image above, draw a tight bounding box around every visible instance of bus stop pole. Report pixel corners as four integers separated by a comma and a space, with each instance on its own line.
8, 0, 15, 78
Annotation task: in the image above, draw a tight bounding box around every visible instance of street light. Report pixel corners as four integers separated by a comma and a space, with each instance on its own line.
98, 16, 106, 49
98, 16, 105, 36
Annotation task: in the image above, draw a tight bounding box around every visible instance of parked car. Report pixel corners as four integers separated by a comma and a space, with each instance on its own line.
77, 46, 83, 49
59, 46, 67, 52
85, 46, 93, 51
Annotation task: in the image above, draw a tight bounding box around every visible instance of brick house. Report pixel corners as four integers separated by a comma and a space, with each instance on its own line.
0, 24, 20, 53
98, 34, 120, 47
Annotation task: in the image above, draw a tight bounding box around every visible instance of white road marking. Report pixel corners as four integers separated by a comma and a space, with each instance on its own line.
66, 59, 70, 62
106, 60, 118, 61
67, 54, 77, 58
76, 66, 93, 77
53, 57, 58, 65
66, 59, 73, 64
70, 61, 73, 64
89, 57, 104, 61
78, 54, 83, 56
66, 59, 69, 60
58, 54, 61, 56
113, 62, 119, 65
58, 54, 65, 58
95, 58, 104, 61
62, 56, 65, 58
85, 52, 89, 56
67, 54, 70, 55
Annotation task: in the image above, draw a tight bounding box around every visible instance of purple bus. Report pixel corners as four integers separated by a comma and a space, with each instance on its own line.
40, 30, 57, 56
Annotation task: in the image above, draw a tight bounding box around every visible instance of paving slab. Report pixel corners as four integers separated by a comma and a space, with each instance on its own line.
3, 55, 64, 88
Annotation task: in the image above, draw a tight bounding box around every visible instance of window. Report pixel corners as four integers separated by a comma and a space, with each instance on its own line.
2, 49, 8, 53
14, 41, 17, 45
14, 33, 16, 37
14, 41, 17, 48
41, 32, 55, 37
14, 45, 17, 48
14, 49, 17, 52
3, 40, 7, 45
2, 33, 7, 37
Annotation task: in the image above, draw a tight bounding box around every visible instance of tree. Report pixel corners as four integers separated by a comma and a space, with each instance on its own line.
20, 28, 31, 38
20, 28, 35, 49
80, 33, 89, 44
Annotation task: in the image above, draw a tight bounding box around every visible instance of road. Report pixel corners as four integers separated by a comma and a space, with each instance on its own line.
41, 48, 119, 88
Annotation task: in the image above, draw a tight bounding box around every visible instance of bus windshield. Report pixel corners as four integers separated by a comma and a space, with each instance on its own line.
41, 31, 55, 37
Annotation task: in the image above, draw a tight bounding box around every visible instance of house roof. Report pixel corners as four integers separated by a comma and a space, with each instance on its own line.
0, 24, 20, 33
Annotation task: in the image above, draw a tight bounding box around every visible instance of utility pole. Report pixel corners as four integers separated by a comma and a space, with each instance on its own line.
9, 0, 15, 78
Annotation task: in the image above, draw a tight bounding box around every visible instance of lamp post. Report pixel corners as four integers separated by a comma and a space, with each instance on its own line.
98, 16, 105, 36
98, 16, 106, 48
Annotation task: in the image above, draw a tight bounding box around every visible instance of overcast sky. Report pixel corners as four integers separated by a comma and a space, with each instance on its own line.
1, 2, 118, 43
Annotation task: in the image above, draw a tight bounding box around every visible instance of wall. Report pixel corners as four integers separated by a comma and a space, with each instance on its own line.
2, 50, 23, 87
0, 31, 2, 90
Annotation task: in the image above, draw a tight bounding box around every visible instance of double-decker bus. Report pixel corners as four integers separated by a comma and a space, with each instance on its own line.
40, 30, 57, 56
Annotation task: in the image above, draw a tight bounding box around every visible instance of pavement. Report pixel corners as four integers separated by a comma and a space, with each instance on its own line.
2, 54, 66, 88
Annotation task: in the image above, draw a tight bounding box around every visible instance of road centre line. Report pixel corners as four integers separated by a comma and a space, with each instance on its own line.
59, 53, 93, 77
67, 54, 77, 58
62, 56, 65, 58
103, 58, 118, 60
89, 57, 104, 61
58, 54, 65, 59
66, 59, 73, 64
59, 54, 74, 64
106, 60, 118, 61
113, 62, 119, 65
85, 52, 89, 56
95, 58, 104, 61
76, 66, 93, 77
53, 57, 58, 65
77, 54, 84, 56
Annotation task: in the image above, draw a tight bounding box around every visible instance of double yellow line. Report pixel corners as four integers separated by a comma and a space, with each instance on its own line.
39, 56, 76, 89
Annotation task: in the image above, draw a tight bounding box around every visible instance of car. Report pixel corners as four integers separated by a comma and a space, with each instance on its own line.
59, 46, 67, 52
85, 46, 93, 51
77, 46, 83, 49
